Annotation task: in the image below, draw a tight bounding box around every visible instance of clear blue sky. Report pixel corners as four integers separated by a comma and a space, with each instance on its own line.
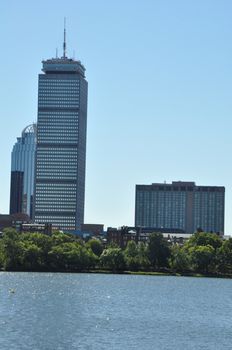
0, 0, 232, 232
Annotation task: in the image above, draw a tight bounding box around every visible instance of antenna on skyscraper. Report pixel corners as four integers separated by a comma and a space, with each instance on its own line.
56, 48, 58, 58
63, 17, 67, 58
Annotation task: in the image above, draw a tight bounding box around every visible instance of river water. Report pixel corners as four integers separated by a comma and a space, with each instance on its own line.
0, 272, 231, 349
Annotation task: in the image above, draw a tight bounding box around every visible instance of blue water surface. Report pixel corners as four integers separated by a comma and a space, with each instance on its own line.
0, 272, 231, 349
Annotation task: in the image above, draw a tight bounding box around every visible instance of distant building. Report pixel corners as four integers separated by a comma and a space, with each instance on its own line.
33, 27, 88, 230
135, 181, 225, 234
0, 214, 54, 235
107, 227, 140, 248
19, 223, 53, 235
81, 224, 104, 236
9, 124, 36, 218
0, 213, 31, 232
107, 226, 190, 248
9, 171, 24, 215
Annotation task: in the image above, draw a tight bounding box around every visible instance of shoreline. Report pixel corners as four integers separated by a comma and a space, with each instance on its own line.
1, 268, 232, 279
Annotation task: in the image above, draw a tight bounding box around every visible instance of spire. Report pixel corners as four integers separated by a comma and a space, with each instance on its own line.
63, 17, 67, 58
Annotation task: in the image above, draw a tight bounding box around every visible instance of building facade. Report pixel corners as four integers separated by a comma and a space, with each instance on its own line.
81, 224, 104, 236
0, 213, 31, 233
135, 181, 225, 234
107, 226, 193, 248
9, 124, 36, 218
33, 39, 88, 230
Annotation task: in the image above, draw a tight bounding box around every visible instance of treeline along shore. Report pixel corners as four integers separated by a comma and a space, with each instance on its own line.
1, 228, 232, 277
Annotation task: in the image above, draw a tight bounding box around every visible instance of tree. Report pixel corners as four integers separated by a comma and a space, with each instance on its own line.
1, 228, 23, 270
51, 231, 77, 246
21, 232, 53, 267
182, 232, 222, 274
169, 245, 191, 272
189, 245, 215, 273
100, 248, 125, 271
124, 241, 140, 271
86, 239, 103, 257
216, 238, 232, 273
186, 232, 222, 250
20, 241, 42, 270
137, 242, 150, 270
147, 233, 171, 269
48, 242, 97, 271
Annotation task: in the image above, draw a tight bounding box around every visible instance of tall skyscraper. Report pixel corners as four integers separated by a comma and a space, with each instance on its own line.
135, 181, 225, 234
10, 124, 36, 218
33, 27, 88, 230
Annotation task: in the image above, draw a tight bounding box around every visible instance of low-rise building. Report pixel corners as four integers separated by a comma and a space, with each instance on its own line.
81, 224, 104, 236
107, 226, 193, 248
0, 213, 31, 232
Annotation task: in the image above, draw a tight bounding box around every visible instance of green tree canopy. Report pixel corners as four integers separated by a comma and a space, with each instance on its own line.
19, 241, 42, 270
216, 238, 232, 273
124, 240, 140, 271
100, 247, 125, 271
169, 245, 191, 272
189, 245, 215, 273
1, 228, 22, 270
137, 242, 150, 270
86, 239, 103, 257
147, 233, 171, 269
186, 232, 222, 250
48, 242, 97, 271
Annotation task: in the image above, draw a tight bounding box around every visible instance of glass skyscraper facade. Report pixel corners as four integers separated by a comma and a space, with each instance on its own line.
10, 124, 36, 218
135, 181, 225, 234
33, 53, 88, 230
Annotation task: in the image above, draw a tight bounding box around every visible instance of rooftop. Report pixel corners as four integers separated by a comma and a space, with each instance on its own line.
42, 57, 86, 77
